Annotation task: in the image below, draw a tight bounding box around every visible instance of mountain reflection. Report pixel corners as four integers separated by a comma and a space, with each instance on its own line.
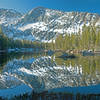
0, 53, 100, 93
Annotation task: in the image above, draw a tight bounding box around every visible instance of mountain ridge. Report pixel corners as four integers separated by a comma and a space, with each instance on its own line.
0, 7, 100, 42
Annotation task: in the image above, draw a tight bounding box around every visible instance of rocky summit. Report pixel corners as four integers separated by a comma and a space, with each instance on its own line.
0, 7, 100, 42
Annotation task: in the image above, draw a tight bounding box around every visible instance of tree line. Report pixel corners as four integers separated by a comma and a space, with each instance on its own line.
1, 90, 100, 100
1, 25, 100, 51
47, 25, 100, 52
0, 26, 45, 50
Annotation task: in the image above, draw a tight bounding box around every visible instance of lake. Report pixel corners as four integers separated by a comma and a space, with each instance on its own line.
0, 52, 100, 99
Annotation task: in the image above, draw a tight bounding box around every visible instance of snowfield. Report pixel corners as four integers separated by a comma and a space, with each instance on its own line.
0, 7, 100, 42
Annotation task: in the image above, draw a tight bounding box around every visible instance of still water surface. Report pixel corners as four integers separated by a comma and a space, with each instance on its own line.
0, 52, 100, 96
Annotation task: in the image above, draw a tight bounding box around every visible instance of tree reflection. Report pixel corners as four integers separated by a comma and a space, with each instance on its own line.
0, 52, 47, 73
53, 53, 100, 77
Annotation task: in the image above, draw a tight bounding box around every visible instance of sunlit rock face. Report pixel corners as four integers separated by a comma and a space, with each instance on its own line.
0, 7, 100, 42
1, 56, 100, 93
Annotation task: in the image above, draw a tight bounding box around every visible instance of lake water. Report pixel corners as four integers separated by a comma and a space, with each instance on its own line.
0, 52, 100, 98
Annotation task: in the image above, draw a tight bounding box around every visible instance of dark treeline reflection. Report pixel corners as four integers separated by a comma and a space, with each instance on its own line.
53, 53, 100, 76
1, 91, 100, 100
1, 51, 100, 76
0, 52, 100, 99
0, 52, 47, 73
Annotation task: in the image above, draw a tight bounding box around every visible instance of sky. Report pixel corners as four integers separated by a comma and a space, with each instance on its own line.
0, 0, 100, 14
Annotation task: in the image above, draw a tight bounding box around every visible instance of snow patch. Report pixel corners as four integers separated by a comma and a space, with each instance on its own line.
18, 22, 48, 31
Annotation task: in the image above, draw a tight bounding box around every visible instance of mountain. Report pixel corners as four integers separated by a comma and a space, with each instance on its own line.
0, 7, 100, 42
0, 8, 22, 25
1, 56, 100, 93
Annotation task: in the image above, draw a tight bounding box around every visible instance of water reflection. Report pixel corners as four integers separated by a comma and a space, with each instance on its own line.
0, 52, 100, 95
0, 52, 46, 69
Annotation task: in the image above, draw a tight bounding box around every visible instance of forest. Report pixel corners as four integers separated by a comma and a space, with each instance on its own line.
47, 25, 100, 52
1, 25, 100, 52
0, 26, 45, 51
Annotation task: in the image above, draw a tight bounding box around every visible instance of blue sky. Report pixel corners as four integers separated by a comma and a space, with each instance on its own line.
0, 0, 100, 14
